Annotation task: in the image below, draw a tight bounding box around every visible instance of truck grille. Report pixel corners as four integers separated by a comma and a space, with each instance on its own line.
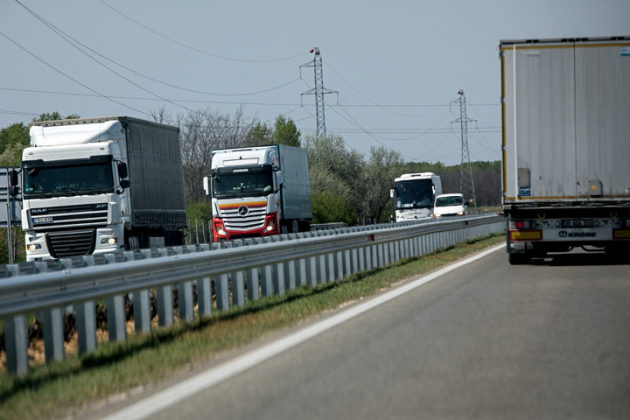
222, 206, 267, 231
46, 230, 96, 258
30, 204, 108, 231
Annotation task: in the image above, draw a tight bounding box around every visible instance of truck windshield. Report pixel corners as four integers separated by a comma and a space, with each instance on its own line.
212, 170, 273, 198
436, 196, 463, 207
23, 163, 114, 198
393, 179, 433, 209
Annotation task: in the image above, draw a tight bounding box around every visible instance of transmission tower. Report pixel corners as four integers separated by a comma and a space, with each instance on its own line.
300, 47, 337, 136
454, 89, 477, 211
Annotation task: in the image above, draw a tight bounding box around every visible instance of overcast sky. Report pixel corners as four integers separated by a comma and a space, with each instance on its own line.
1, 0, 628, 165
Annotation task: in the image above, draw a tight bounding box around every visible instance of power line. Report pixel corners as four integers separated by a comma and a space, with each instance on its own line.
98, 0, 309, 63
13, 0, 191, 113
0, 30, 148, 116
0, 86, 499, 108
14, 1, 303, 101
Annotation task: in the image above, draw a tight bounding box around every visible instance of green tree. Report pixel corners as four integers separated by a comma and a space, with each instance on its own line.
305, 134, 363, 225
269, 115, 301, 147
0, 123, 29, 166
244, 121, 271, 147
311, 192, 356, 225
359, 146, 404, 223
0, 113, 80, 166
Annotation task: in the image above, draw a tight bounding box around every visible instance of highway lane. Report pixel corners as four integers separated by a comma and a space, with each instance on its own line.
103, 247, 630, 420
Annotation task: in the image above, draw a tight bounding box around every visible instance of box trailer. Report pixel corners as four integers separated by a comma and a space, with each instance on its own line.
500, 37, 630, 264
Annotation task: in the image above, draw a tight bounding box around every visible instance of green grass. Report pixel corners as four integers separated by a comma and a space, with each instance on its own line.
0, 234, 504, 420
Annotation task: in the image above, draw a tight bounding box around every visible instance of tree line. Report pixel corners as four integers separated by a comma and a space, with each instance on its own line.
0, 108, 502, 261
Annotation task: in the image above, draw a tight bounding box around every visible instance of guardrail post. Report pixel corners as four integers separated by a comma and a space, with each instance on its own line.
178, 281, 194, 322
106, 295, 126, 342
230, 241, 245, 307
77, 301, 97, 355
246, 267, 260, 301
364, 244, 372, 271
350, 247, 358, 275
260, 265, 273, 297
307, 255, 318, 287
376, 243, 384, 268
5, 315, 28, 375
157, 286, 174, 327
343, 248, 351, 276
273, 260, 285, 296
197, 277, 213, 316
133, 290, 152, 334
244, 239, 260, 301
386, 242, 394, 265
326, 251, 335, 283
317, 252, 327, 284
43, 306, 64, 363
358, 243, 365, 272
284, 259, 296, 290
216, 273, 230, 311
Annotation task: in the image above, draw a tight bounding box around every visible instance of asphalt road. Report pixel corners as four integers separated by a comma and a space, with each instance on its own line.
103, 246, 630, 420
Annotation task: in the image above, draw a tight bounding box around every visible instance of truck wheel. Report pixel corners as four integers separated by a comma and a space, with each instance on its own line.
128, 236, 140, 250
509, 253, 531, 265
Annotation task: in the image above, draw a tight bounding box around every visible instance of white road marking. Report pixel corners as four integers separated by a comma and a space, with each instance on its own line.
101, 244, 504, 420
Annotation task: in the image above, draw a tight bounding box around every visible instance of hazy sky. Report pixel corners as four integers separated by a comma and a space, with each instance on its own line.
1, 0, 628, 165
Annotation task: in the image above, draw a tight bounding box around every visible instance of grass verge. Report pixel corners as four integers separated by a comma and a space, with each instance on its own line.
0, 234, 504, 420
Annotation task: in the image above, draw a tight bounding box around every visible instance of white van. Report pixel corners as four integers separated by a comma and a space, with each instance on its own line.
433, 193, 468, 217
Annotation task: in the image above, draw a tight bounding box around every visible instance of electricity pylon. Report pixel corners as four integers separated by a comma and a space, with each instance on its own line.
300, 47, 337, 137
454, 89, 477, 211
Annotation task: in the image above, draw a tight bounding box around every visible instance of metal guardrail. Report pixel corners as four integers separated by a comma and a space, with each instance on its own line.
0, 215, 505, 375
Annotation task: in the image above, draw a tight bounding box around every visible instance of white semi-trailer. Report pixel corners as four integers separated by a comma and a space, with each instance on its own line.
21, 116, 187, 260
500, 37, 630, 264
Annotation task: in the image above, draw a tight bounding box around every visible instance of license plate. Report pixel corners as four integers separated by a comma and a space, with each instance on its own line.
33, 217, 53, 224
561, 219, 593, 228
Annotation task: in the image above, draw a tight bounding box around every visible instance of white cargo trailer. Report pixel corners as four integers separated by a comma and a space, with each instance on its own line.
21, 116, 187, 260
500, 37, 630, 264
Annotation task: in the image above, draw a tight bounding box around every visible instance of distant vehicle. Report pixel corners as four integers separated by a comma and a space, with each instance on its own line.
500, 37, 630, 264
390, 172, 442, 221
20, 116, 187, 261
433, 193, 468, 217
204, 144, 312, 241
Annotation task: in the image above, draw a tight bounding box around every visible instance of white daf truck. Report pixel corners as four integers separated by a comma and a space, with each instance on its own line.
204, 144, 312, 241
500, 37, 630, 264
21, 116, 187, 261
390, 173, 442, 221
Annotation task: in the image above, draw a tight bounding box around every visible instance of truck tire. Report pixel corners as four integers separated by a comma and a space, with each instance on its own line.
509, 252, 531, 265
127, 236, 140, 250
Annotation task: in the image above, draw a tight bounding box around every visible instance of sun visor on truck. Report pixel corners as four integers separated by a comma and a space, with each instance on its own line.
212, 164, 272, 175
22, 155, 113, 168
29, 120, 124, 146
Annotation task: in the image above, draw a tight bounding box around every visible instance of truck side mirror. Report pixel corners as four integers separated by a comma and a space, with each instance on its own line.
203, 176, 210, 195
120, 180, 130, 189
390, 188, 395, 198
118, 162, 128, 179
8, 169, 20, 197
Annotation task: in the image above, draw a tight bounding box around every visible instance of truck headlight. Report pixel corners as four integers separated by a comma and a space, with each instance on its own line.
264, 214, 276, 232
101, 237, 118, 245
27, 244, 42, 251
